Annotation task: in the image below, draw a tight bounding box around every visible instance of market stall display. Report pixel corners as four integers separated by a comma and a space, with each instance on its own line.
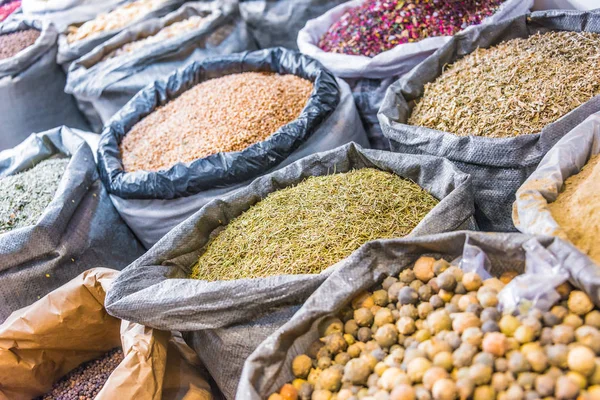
0, 268, 213, 400
97, 48, 368, 248
0, 127, 144, 322
103, 142, 475, 399
379, 10, 600, 233
0, 19, 89, 150
65, 1, 256, 131
238, 231, 600, 399
513, 113, 600, 267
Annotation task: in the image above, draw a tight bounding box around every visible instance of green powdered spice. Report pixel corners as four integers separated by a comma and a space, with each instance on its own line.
0, 158, 69, 233
191, 168, 439, 281
409, 31, 600, 138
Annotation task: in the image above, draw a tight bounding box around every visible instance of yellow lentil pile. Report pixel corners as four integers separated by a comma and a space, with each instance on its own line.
191, 168, 439, 281
409, 31, 600, 138
120, 72, 313, 172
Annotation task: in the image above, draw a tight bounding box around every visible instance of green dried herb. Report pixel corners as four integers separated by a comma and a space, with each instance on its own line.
191, 168, 439, 281
0, 158, 69, 233
409, 31, 600, 138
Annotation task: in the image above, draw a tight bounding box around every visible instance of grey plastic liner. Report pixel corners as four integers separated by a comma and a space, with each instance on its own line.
513, 112, 600, 267
239, 0, 346, 50
104, 142, 476, 399
237, 230, 599, 399
96, 47, 370, 248
0, 18, 89, 151
0, 126, 145, 323
378, 10, 600, 232
65, 1, 257, 131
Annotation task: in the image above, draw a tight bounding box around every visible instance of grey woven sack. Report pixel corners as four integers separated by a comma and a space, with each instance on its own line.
56, 0, 185, 69
239, 0, 347, 50
513, 112, 600, 267
65, 1, 257, 132
0, 19, 88, 151
0, 126, 145, 323
104, 142, 476, 399
237, 230, 599, 399
378, 10, 600, 232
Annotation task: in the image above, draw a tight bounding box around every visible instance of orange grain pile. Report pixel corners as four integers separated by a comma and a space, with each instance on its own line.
120, 72, 313, 172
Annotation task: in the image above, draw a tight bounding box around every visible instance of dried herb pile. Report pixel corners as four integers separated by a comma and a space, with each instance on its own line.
37, 348, 124, 400
319, 0, 505, 57
0, 158, 69, 234
120, 72, 313, 172
409, 31, 600, 138
271, 256, 600, 400
191, 168, 438, 281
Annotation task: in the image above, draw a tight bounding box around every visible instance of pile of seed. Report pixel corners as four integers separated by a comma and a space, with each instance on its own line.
0, 158, 69, 234
67, 0, 166, 43
191, 168, 438, 281
102, 15, 209, 61
120, 72, 313, 172
409, 31, 600, 138
0, 28, 40, 60
318, 0, 505, 57
38, 348, 124, 400
271, 256, 600, 400
0, 0, 21, 22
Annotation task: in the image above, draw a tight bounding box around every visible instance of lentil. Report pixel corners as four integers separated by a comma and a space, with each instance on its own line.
102, 15, 210, 61
191, 168, 438, 281
273, 256, 600, 399
0, 29, 40, 60
67, 0, 167, 43
409, 31, 600, 138
38, 348, 123, 399
0, 158, 69, 233
318, 0, 505, 57
120, 72, 313, 172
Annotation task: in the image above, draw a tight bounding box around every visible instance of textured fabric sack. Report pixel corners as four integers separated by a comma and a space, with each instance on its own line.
0, 127, 144, 322
237, 230, 598, 399
56, 0, 184, 68
513, 112, 600, 266
21, 0, 126, 32
379, 10, 600, 232
296, 0, 532, 79
104, 142, 476, 399
97, 47, 369, 248
65, 1, 257, 132
239, 0, 346, 50
0, 18, 88, 151
0, 268, 214, 400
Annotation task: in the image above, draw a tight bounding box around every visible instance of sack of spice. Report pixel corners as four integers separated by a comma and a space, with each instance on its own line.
56, 0, 184, 69
96, 47, 369, 249
0, 0, 21, 22
103, 141, 475, 399
513, 112, 600, 268
0, 126, 144, 322
297, 0, 531, 150
0, 268, 214, 400
378, 10, 600, 232
237, 230, 600, 399
0, 18, 88, 150
65, 1, 256, 132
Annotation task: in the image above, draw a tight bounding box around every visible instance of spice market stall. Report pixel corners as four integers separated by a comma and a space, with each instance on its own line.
379, 10, 600, 232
